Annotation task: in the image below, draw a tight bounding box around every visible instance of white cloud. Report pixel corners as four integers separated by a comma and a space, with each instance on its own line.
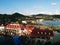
20, 10, 60, 15
51, 2, 57, 6
19, 5, 60, 15
53, 10, 60, 15
39, 12, 52, 15
20, 11, 51, 15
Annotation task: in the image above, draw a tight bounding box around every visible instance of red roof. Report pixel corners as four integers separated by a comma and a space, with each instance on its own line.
30, 28, 54, 37
6, 24, 23, 29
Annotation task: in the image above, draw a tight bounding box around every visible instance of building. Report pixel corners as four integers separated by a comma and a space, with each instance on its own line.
6, 24, 33, 36
0, 24, 5, 35
30, 27, 54, 42
6, 24, 23, 36
22, 21, 27, 24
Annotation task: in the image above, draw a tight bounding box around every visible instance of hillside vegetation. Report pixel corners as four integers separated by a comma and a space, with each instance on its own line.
0, 13, 60, 25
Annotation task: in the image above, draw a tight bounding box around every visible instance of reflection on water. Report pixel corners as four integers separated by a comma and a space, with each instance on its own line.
0, 35, 14, 45
0, 35, 60, 45
38, 20, 60, 26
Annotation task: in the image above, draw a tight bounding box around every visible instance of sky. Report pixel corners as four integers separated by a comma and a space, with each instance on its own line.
0, 0, 60, 15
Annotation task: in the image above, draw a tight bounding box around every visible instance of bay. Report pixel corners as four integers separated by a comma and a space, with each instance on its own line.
38, 20, 60, 26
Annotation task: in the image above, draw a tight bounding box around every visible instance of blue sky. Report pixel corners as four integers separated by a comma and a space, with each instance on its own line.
0, 0, 60, 15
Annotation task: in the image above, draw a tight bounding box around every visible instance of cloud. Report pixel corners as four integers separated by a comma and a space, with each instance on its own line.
51, 2, 57, 6
19, 5, 60, 15
39, 12, 52, 15
20, 10, 60, 15
20, 6, 45, 15
53, 10, 60, 14
20, 11, 52, 15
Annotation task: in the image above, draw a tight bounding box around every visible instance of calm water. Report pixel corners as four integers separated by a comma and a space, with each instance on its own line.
0, 35, 15, 45
0, 35, 60, 45
38, 20, 60, 26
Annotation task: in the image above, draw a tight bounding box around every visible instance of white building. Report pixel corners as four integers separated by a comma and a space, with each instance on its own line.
22, 21, 27, 24
0, 26, 5, 34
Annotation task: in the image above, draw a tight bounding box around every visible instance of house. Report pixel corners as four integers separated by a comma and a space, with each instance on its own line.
22, 21, 27, 24
6, 24, 23, 36
30, 27, 54, 39
0, 24, 5, 34
6, 24, 33, 36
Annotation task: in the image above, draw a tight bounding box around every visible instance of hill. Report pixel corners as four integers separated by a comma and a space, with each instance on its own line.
0, 13, 26, 25
0, 13, 60, 25
31, 14, 60, 19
